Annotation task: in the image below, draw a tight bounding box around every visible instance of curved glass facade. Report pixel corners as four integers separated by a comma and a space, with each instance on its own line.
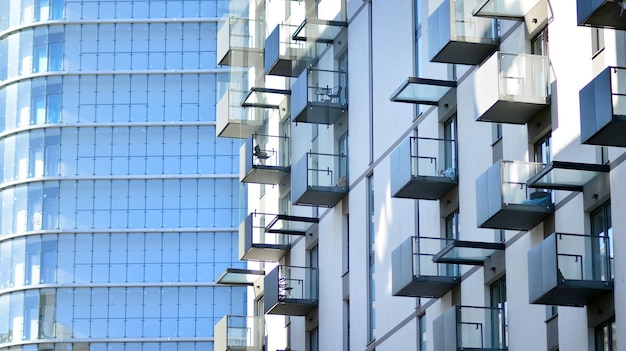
0, 1, 246, 350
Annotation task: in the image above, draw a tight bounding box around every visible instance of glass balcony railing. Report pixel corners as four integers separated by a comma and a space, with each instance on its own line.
391, 137, 457, 200
214, 315, 264, 351
216, 89, 264, 138
473, 0, 542, 19
392, 236, 460, 297
577, 0, 626, 30
239, 212, 291, 261
292, 18, 347, 43
265, 23, 316, 77
240, 133, 290, 184
292, 68, 348, 124
217, 17, 265, 67
264, 265, 318, 316
476, 160, 553, 231
239, 211, 318, 261
580, 66, 626, 147
474, 52, 549, 124
428, 0, 499, 65
528, 233, 613, 306
292, 152, 348, 207
434, 306, 507, 351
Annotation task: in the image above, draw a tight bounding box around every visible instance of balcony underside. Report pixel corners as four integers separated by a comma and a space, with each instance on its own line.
476, 99, 548, 124
478, 204, 553, 231
531, 280, 613, 307
393, 276, 460, 298
578, 1, 626, 30
392, 176, 457, 200
293, 186, 347, 207
431, 40, 498, 65
583, 116, 626, 147
218, 48, 264, 67
241, 166, 290, 184
217, 121, 262, 139
266, 56, 304, 77
241, 244, 290, 261
292, 103, 346, 125
265, 299, 318, 316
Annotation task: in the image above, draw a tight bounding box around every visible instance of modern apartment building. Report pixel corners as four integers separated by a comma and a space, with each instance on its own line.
0, 1, 248, 350
215, 0, 626, 350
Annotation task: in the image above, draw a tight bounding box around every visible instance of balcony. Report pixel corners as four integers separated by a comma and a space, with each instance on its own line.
476, 160, 553, 231
580, 66, 626, 147
473, 0, 543, 19
390, 77, 456, 106
577, 0, 626, 30
433, 240, 505, 265
391, 137, 457, 200
264, 265, 318, 316
239, 212, 318, 261
528, 233, 613, 306
217, 17, 264, 67
292, 18, 348, 43
428, 0, 499, 65
215, 315, 264, 351
527, 161, 610, 191
240, 133, 290, 184
292, 68, 347, 125
434, 306, 507, 351
216, 89, 264, 138
392, 236, 460, 298
292, 152, 348, 207
474, 52, 549, 124
265, 24, 316, 77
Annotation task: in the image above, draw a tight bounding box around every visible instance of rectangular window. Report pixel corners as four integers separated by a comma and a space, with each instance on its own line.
592, 28, 604, 57
595, 318, 616, 351
534, 133, 552, 163
490, 277, 507, 349
342, 214, 349, 274
591, 202, 613, 281
445, 210, 460, 240
343, 301, 350, 351
531, 29, 547, 56
443, 116, 456, 170
418, 314, 427, 351
309, 327, 319, 351
367, 174, 375, 342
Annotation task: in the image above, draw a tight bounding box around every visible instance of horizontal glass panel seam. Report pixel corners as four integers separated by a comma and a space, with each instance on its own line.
0, 283, 227, 295
0, 18, 221, 40
0, 69, 228, 90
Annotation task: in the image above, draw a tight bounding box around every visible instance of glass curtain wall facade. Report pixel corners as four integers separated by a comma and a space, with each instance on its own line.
0, 1, 246, 351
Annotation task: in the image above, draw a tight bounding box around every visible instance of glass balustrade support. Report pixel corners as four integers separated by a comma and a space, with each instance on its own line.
392, 236, 460, 298
577, 0, 626, 30
264, 265, 318, 316
216, 89, 264, 138
239, 212, 291, 261
241, 87, 291, 109
474, 52, 550, 124
216, 268, 266, 286
215, 315, 264, 351
528, 233, 614, 306
292, 152, 348, 207
240, 133, 290, 184
476, 160, 554, 231
390, 77, 456, 105
580, 66, 626, 147
526, 161, 610, 191
292, 18, 348, 43
428, 0, 499, 65
433, 305, 507, 351
433, 240, 505, 265
217, 17, 265, 67
292, 68, 348, 125
265, 23, 317, 77
473, 0, 542, 19
391, 136, 458, 200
